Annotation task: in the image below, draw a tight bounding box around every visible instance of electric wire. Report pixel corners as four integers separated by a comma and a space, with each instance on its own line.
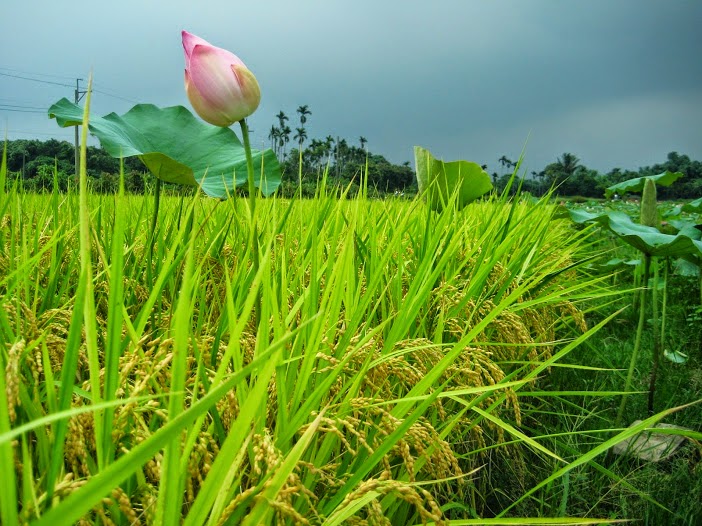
0, 66, 76, 81
0, 107, 47, 114
9, 130, 73, 137
0, 71, 75, 88
1, 66, 139, 104
0, 103, 46, 110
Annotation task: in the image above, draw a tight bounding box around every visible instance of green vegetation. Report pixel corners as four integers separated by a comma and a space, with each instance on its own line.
5, 132, 702, 201
47, 98, 281, 199
2, 127, 701, 524
498, 151, 702, 199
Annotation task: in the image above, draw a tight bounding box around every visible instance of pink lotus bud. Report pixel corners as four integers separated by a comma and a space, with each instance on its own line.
182, 30, 261, 127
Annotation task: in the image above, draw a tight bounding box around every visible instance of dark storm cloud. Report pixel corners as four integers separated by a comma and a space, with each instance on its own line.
1, 0, 700, 175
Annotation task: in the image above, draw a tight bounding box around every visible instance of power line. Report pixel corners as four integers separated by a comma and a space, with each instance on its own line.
6, 130, 74, 137
92, 86, 138, 104
0, 71, 75, 88
0, 107, 46, 114
1, 67, 139, 105
0, 66, 76, 81
0, 103, 46, 110
0, 96, 51, 105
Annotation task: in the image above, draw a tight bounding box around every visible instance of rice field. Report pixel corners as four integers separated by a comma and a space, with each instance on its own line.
0, 148, 696, 524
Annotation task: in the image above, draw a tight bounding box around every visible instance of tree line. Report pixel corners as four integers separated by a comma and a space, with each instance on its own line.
491, 151, 702, 199
266, 105, 414, 197
4, 121, 701, 200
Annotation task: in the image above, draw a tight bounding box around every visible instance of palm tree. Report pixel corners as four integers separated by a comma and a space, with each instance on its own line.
556, 152, 580, 177
294, 127, 308, 152
335, 138, 348, 177
544, 152, 581, 191
307, 138, 324, 170
268, 125, 280, 155
276, 111, 289, 130
281, 125, 291, 160
323, 136, 335, 164
532, 169, 546, 195
498, 155, 514, 173
296, 105, 311, 126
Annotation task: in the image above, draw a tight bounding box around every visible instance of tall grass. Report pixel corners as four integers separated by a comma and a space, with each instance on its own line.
1, 135, 695, 524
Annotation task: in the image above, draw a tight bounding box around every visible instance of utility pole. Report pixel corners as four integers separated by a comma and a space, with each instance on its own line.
74, 78, 88, 176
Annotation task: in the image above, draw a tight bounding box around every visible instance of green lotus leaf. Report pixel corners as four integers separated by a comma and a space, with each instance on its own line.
604, 171, 683, 199
48, 98, 281, 198
414, 145, 493, 212
667, 219, 702, 239
674, 258, 700, 277
587, 257, 641, 274
682, 196, 702, 213
567, 209, 702, 257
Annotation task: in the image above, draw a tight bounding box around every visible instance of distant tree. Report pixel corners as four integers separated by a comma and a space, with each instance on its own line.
335, 138, 349, 176
498, 155, 515, 173
531, 169, 546, 196
308, 138, 330, 171
543, 152, 581, 194
359, 136, 367, 151
323, 136, 334, 163
557, 153, 580, 175
294, 127, 308, 152
268, 125, 280, 155
296, 105, 311, 126
276, 111, 288, 129
643, 151, 701, 199
281, 125, 291, 160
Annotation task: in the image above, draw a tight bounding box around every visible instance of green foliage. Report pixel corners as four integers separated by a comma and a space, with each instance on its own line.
682, 196, 702, 213
414, 145, 493, 211
605, 170, 684, 199
1, 160, 639, 523
542, 288, 702, 524
562, 165, 702, 437
566, 209, 702, 258
48, 98, 281, 198
8, 131, 702, 201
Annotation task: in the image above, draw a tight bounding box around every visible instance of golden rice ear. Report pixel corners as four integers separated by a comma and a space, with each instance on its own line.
640, 178, 658, 227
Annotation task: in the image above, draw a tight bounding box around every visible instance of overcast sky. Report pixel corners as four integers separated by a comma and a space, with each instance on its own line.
2, 1, 701, 175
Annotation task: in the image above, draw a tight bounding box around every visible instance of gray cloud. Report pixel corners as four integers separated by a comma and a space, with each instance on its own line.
2, 0, 700, 175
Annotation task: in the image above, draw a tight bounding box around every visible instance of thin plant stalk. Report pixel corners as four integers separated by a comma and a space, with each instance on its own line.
239, 118, 261, 323
616, 253, 651, 428
147, 177, 162, 289
101, 161, 126, 465
76, 76, 105, 470
0, 139, 6, 198
239, 118, 256, 218
648, 257, 662, 414
0, 339, 19, 526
